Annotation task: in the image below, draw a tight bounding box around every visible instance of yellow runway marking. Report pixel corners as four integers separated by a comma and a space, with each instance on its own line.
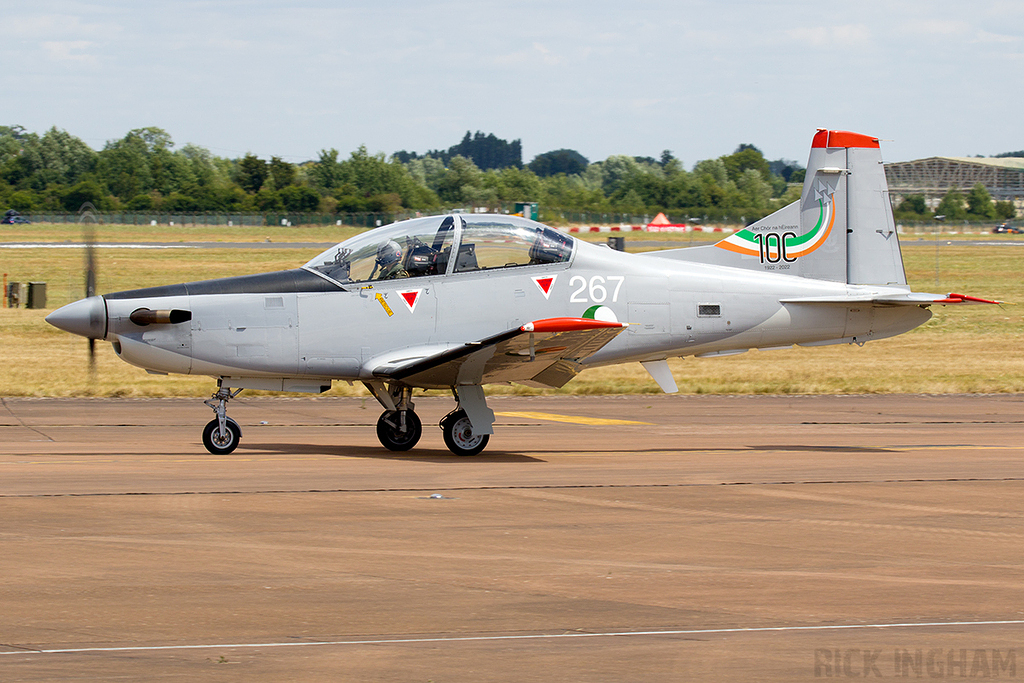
495, 411, 652, 426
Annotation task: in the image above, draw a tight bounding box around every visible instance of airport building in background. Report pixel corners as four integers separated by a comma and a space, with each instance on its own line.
885, 156, 1024, 212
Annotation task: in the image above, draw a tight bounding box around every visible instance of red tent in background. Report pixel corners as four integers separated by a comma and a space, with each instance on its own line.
646, 212, 689, 232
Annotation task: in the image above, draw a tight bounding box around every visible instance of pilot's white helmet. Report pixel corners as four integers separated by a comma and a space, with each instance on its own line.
376, 240, 401, 266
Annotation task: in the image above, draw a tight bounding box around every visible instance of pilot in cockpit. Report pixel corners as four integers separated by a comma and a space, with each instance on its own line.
373, 240, 410, 280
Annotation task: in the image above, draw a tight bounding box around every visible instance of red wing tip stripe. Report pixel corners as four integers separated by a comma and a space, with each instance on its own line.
522, 318, 628, 333
938, 293, 1002, 304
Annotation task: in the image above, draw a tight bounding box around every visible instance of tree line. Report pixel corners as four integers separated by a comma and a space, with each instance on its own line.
894, 185, 1016, 222
1, 124, 816, 223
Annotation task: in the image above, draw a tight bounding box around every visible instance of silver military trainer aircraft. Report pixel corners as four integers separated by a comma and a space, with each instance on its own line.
47, 129, 999, 456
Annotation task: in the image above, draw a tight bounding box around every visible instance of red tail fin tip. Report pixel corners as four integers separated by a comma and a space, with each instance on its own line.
812, 129, 880, 149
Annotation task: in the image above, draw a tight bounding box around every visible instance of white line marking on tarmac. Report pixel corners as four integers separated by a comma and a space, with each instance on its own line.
0, 243, 195, 249
4, 620, 1024, 656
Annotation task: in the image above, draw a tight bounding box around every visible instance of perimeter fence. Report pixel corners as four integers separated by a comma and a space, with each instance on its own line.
6, 210, 1018, 235
13, 211, 403, 228
893, 219, 1021, 234
13, 209, 667, 230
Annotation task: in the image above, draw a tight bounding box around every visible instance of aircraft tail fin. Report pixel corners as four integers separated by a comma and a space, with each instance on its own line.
652, 129, 907, 286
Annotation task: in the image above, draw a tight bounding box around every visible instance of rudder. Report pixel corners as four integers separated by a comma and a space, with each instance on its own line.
838, 132, 906, 285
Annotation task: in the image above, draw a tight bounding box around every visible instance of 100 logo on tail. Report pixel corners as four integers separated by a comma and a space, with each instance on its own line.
716, 179, 837, 264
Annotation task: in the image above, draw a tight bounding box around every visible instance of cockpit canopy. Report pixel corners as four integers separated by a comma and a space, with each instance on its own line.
304, 214, 575, 285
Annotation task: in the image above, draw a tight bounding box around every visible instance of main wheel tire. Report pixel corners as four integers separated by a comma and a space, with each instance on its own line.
202, 417, 241, 455
376, 410, 422, 451
441, 409, 489, 456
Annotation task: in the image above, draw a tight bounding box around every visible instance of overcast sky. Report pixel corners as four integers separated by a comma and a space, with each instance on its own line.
2, 0, 1022, 167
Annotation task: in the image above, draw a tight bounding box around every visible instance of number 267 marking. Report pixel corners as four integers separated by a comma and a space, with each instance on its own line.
569, 275, 624, 303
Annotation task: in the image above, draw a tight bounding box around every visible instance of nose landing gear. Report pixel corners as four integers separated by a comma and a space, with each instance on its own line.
202, 382, 243, 454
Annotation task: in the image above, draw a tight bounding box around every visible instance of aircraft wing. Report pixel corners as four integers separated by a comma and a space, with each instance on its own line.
781, 292, 1003, 306
371, 317, 628, 389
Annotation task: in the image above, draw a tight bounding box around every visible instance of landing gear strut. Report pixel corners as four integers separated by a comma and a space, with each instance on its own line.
202, 382, 243, 454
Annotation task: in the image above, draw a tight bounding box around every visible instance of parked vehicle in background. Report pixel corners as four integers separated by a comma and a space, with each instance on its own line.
2, 209, 31, 224
992, 223, 1023, 234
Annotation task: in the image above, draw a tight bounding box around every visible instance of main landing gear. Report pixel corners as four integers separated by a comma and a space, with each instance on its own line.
202, 382, 243, 454
440, 409, 489, 456
366, 382, 422, 452
365, 381, 494, 456
376, 408, 422, 451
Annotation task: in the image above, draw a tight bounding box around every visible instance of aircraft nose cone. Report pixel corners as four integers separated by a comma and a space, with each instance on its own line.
45, 296, 107, 339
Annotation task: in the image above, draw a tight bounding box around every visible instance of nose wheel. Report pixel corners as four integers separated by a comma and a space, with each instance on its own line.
376, 410, 422, 451
441, 409, 489, 456
202, 417, 242, 454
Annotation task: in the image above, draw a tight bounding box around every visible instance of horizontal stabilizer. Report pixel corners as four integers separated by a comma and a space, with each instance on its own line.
781, 292, 1003, 306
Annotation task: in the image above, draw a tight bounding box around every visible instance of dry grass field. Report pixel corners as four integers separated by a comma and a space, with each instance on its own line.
1, 225, 1020, 397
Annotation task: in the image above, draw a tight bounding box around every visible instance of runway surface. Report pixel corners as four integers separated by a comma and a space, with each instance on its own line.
1, 393, 1022, 681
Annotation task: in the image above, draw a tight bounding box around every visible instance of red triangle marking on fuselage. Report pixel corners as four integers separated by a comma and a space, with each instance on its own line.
399, 290, 420, 312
